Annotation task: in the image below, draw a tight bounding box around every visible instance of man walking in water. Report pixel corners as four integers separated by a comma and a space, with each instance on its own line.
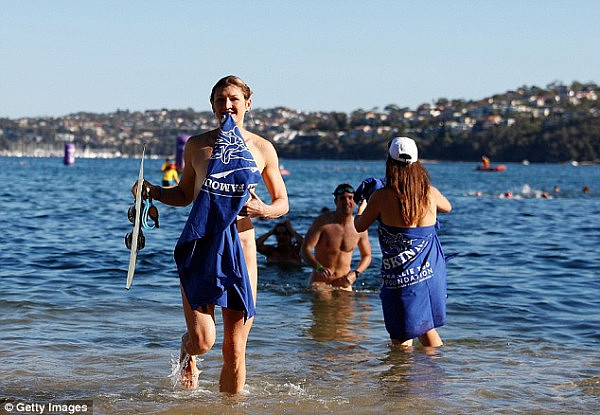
301, 184, 371, 291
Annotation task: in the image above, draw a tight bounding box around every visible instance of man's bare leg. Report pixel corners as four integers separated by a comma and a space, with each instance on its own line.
219, 307, 253, 393
180, 286, 217, 389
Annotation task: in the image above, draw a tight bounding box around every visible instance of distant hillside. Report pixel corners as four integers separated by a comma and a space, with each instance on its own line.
1, 81, 598, 162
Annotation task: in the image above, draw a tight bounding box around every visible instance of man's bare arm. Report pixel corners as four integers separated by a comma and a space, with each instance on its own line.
300, 219, 322, 269
301, 216, 334, 280
354, 231, 372, 274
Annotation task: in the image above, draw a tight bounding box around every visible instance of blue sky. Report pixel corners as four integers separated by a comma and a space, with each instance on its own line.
1, 0, 599, 118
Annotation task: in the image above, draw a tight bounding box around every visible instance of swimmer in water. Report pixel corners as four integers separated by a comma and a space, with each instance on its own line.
256, 220, 303, 266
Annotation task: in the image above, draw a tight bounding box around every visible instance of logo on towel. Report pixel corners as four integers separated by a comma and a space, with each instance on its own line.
381, 239, 428, 270
212, 126, 257, 165
202, 115, 260, 198
378, 227, 441, 289
382, 260, 435, 288
378, 226, 416, 252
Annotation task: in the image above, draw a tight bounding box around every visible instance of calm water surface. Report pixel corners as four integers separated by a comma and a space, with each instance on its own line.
1, 157, 599, 414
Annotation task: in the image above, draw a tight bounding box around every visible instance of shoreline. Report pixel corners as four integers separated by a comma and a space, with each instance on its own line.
0, 150, 165, 159
1, 152, 597, 165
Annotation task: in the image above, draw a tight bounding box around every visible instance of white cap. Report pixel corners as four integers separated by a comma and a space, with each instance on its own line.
388, 136, 418, 164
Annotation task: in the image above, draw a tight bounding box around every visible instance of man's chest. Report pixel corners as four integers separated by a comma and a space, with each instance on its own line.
321, 224, 358, 253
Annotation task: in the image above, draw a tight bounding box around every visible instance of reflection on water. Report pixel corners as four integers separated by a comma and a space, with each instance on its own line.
377, 347, 445, 400
307, 290, 372, 342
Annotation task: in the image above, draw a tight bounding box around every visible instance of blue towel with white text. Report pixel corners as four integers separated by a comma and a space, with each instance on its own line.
174, 114, 261, 321
377, 221, 452, 341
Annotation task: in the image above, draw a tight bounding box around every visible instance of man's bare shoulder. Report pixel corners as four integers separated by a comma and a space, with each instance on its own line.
312, 211, 336, 228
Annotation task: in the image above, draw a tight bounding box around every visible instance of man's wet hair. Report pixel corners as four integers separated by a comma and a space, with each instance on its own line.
333, 183, 355, 197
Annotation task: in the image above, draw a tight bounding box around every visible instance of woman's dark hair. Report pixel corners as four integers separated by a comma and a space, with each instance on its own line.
385, 157, 430, 225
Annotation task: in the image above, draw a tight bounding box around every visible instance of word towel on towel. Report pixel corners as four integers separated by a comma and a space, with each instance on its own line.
377, 221, 453, 342
174, 114, 261, 321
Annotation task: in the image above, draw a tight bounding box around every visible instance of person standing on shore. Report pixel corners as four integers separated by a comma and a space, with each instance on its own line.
301, 184, 371, 291
354, 137, 452, 348
133, 75, 288, 393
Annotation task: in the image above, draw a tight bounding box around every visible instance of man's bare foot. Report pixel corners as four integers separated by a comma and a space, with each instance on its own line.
180, 344, 198, 389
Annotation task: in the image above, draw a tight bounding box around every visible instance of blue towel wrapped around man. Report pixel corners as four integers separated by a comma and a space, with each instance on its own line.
174, 114, 261, 321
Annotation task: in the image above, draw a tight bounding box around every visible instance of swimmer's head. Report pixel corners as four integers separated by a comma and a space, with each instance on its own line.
273, 223, 293, 245
333, 184, 355, 198
333, 184, 356, 214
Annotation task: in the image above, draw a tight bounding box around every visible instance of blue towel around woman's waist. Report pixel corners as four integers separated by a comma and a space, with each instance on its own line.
378, 222, 449, 289
377, 221, 452, 340
174, 114, 261, 321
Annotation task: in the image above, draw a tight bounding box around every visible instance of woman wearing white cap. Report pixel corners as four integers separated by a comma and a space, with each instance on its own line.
354, 137, 452, 348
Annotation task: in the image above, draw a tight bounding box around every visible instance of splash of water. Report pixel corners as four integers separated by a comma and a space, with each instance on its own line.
168, 352, 201, 390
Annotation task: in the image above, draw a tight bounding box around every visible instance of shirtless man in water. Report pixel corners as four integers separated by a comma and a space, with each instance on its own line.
138, 76, 288, 393
301, 184, 371, 291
